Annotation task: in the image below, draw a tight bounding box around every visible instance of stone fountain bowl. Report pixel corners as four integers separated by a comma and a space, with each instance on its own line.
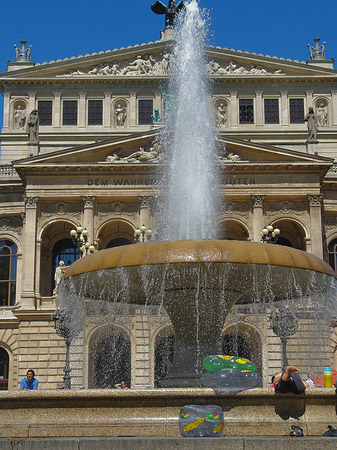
63, 240, 336, 387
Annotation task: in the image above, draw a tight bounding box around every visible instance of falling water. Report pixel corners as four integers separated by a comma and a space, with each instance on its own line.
160, 0, 218, 240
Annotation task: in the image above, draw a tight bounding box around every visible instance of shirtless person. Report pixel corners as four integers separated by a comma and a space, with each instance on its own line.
272, 366, 310, 395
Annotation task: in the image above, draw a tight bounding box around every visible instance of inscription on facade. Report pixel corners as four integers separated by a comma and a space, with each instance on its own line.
87, 177, 257, 186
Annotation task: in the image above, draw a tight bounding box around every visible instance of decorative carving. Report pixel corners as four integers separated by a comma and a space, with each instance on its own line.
97, 202, 138, 216
14, 104, 27, 129
40, 202, 82, 216
308, 194, 322, 207
307, 38, 326, 60
207, 59, 283, 76
60, 54, 285, 77
216, 144, 242, 163
266, 200, 306, 215
251, 195, 265, 208
105, 140, 162, 164
323, 215, 337, 230
0, 217, 23, 232
82, 197, 96, 208
139, 196, 152, 209
223, 201, 250, 217
13, 40, 32, 62
316, 102, 328, 127
24, 196, 38, 208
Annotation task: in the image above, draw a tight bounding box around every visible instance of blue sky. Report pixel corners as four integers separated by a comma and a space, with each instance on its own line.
0, 0, 336, 131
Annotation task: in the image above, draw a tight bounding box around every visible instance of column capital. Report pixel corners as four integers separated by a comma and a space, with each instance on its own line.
251, 195, 265, 208
24, 196, 38, 208
79, 92, 86, 99
104, 92, 112, 98
280, 90, 288, 97
307, 194, 322, 207
138, 196, 152, 209
82, 196, 96, 208
255, 90, 263, 96
331, 90, 337, 95
54, 92, 62, 98
230, 90, 238, 97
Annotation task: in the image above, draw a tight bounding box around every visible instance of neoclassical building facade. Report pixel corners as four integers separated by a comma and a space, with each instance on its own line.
0, 35, 337, 390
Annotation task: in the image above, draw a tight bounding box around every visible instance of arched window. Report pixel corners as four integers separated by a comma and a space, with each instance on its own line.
89, 330, 131, 388
51, 238, 77, 294
154, 334, 175, 387
222, 334, 253, 361
0, 240, 17, 307
106, 238, 132, 248
0, 347, 9, 390
328, 239, 337, 272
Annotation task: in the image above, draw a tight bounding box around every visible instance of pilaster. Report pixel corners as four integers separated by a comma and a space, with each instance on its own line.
79, 92, 86, 129
129, 92, 137, 127
103, 92, 111, 128
3, 92, 10, 130
255, 91, 263, 127
331, 91, 337, 126
280, 91, 288, 126
54, 92, 61, 128
28, 92, 36, 113
251, 195, 265, 242
307, 194, 323, 258
139, 196, 151, 240
21, 196, 39, 309
230, 91, 238, 127
306, 90, 313, 110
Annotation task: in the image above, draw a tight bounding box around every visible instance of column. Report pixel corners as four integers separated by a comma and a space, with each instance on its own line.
54, 92, 61, 128
28, 92, 36, 113
35, 239, 42, 298
2, 92, 10, 130
129, 92, 137, 128
229, 91, 238, 127
104, 92, 111, 128
21, 196, 39, 309
307, 194, 323, 258
82, 196, 95, 245
255, 90, 263, 127
251, 195, 265, 242
331, 91, 337, 126
79, 92, 86, 129
280, 90, 288, 126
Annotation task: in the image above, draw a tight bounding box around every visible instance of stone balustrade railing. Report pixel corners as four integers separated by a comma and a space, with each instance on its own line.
0, 165, 19, 178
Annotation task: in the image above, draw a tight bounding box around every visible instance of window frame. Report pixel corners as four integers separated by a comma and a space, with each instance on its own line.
62, 99, 78, 126
239, 98, 254, 124
289, 98, 305, 124
87, 99, 103, 126
138, 99, 154, 125
37, 100, 53, 126
0, 240, 17, 307
264, 98, 280, 124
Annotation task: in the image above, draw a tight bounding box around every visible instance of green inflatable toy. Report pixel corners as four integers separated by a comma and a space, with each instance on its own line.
203, 355, 256, 372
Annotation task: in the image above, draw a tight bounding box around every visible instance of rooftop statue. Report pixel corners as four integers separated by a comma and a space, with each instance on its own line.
307, 37, 326, 60
13, 40, 32, 62
151, 0, 185, 28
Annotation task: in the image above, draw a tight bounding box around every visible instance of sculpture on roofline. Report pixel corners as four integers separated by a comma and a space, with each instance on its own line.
13, 40, 32, 62
151, 0, 185, 28
307, 38, 326, 60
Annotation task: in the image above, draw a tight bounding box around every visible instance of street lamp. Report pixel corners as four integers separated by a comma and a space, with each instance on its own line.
134, 224, 152, 243
261, 225, 280, 244
70, 225, 95, 258
270, 307, 298, 370
52, 309, 72, 389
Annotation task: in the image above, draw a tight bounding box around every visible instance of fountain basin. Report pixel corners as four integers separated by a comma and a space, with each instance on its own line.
63, 240, 335, 387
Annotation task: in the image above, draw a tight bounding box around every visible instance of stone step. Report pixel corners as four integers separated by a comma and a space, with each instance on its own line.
1, 437, 337, 450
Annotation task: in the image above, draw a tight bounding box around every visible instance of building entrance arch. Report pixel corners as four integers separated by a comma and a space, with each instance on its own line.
0, 347, 9, 390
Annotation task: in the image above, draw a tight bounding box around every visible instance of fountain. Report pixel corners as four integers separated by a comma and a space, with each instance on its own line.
61, 1, 337, 389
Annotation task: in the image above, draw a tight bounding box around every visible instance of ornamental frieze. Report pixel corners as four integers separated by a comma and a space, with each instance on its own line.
0, 217, 23, 233
323, 215, 337, 231
222, 201, 250, 218
265, 200, 306, 216
97, 202, 138, 216
58, 54, 285, 77
40, 202, 82, 217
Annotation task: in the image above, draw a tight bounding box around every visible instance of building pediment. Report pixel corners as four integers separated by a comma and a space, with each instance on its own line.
1, 42, 336, 82
12, 131, 333, 180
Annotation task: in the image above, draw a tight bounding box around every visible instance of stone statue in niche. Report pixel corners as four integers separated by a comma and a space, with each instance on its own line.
316, 103, 328, 127
304, 107, 318, 141
115, 104, 127, 127
215, 102, 227, 128
27, 109, 39, 144
14, 105, 26, 129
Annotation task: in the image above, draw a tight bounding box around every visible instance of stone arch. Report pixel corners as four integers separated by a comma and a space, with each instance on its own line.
222, 322, 263, 386
0, 231, 23, 254
151, 324, 174, 387
0, 338, 16, 391
112, 98, 129, 128
314, 96, 330, 128
267, 218, 307, 250
327, 236, 337, 272
0, 346, 10, 390
11, 99, 28, 130
213, 97, 228, 128
39, 219, 78, 296
0, 239, 20, 307
97, 218, 136, 249
87, 324, 131, 388
219, 218, 250, 241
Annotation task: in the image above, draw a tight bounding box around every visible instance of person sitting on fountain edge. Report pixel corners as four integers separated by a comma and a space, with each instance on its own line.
271, 366, 314, 394
19, 369, 39, 390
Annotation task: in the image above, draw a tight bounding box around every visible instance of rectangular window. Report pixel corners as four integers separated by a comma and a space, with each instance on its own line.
264, 99, 279, 124
63, 100, 78, 126
38, 100, 52, 126
88, 100, 103, 125
239, 99, 254, 124
289, 98, 304, 124
138, 100, 153, 125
